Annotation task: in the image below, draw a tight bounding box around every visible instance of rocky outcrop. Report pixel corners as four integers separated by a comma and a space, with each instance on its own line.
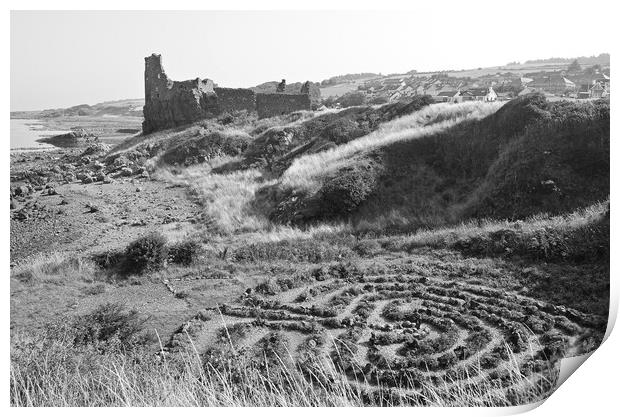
36, 129, 97, 148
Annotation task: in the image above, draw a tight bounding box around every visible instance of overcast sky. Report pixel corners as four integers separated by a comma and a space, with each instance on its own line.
11, 8, 613, 111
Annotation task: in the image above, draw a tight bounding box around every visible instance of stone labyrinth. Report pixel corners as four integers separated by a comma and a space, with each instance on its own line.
167, 264, 606, 398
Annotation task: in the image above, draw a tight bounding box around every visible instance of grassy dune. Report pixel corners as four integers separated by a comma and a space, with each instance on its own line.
281, 101, 503, 194
259, 94, 609, 232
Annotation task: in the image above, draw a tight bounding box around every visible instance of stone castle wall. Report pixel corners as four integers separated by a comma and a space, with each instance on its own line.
142, 54, 317, 133
214, 87, 256, 113
256, 93, 312, 119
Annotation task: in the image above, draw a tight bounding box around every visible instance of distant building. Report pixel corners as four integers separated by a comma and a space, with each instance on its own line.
510, 77, 533, 89
424, 82, 441, 97
435, 90, 461, 103
590, 82, 607, 99
571, 72, 610, 91
578, 83, 592, 99
598, 73, 610, 91
460, 87, 497, 102
528, 74, 576, 95
496, 91, 514, 101
577, 81, 608, 99
383, 78, 405, 88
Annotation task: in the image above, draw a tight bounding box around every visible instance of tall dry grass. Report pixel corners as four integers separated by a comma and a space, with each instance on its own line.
383, 199, 609, 251
280, 101, 503, 194
249, 107, 342, 136
11, 252, 99, 285
156, 157, 351, 239
10, 329, 553, 407
157, 162, 273, 234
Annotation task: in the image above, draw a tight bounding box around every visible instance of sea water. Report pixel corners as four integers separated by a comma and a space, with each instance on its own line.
10, 119, 69, 152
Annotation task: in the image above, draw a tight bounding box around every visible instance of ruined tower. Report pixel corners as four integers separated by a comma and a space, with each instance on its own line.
300, 81, 311, 95
301, 81, 321, 109
276, 79, 286, 93
144, 53, 170, 102
142, 53, 218, 134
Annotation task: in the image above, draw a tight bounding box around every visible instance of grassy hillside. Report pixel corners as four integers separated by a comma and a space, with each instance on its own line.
242, 96, 434, 172
106, 93, 608, 238
261, 94, 609, 233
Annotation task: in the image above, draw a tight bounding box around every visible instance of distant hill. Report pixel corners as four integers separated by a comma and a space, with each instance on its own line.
319, 73, 381, 86
11, 98, 145, 119
318, 53, 610, 98
523, 53, 610, 66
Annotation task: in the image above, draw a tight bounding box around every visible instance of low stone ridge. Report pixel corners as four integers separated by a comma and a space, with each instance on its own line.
142, 54, 318, 133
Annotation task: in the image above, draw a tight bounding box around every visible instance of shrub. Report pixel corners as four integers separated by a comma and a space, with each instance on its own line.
437, 351, 458, 369
69, 302, 148, 348
321, 118, 370, 144
217, 112, 235, 125
255, 332, 289, 362
232, 239, 355, 263
217, 322, 252, 345
82, 283, 106, 296
175, 290, 190, 299
92, 249, 125, 270
255, 273, 313, 295
322, 96, 338, 107
168, 240, 201, 266
309, 261, 363, 282
318, 161, 381, 219
369, 96, 389, 105
328, 261, 364, 280
353, 239, 382, 256
338, 91, 367, 108
123, 232, 168, 274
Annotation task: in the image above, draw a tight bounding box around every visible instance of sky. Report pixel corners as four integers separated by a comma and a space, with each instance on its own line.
10, 8, 613, 111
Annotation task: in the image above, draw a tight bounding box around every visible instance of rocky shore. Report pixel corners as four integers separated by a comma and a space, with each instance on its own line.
10, 143, 201, 263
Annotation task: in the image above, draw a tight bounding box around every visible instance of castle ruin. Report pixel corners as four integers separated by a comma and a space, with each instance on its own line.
142, 54, 319, 134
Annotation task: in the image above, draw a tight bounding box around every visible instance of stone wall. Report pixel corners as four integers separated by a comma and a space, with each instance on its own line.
214, 87, 256, 113
256, 93, 312, 119
301, 81, 322, 109
142, 54, 219, 134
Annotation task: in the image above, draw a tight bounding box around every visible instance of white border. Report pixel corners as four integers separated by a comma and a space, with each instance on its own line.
3, 1, 619, 415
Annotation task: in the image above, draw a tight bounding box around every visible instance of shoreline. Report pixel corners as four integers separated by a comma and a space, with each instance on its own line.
11, 115, 144, 151
10, 118, 69, 153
